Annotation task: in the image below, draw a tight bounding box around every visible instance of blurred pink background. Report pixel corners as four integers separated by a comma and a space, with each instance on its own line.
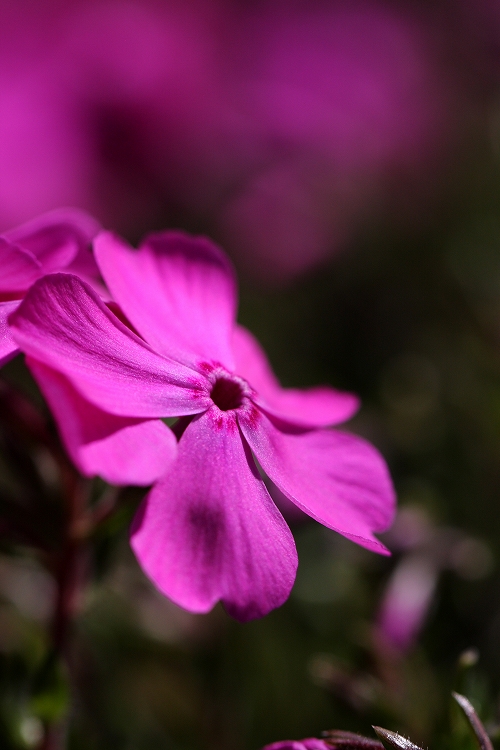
0, 0, 497, 282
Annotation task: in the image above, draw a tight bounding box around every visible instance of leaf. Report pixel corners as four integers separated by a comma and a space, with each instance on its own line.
30, 651, 69, 724
452, 692, 493, 750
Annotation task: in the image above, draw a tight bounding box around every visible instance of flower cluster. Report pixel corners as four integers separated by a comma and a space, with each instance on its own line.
2, 210, 395, 621
0, 0, 464, 282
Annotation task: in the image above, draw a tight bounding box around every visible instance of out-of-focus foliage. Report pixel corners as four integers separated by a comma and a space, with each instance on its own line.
2, 1, 500, 749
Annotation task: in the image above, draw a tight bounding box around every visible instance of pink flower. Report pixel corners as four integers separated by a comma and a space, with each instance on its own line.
214, 1, 457, 282
0, 208, 100, 366
373, 507, 493, 653
376, 554, 437, 652
264, 740, 331, 750
0, 209, 164, 489
10, 231, 395, 620
263, 734, 385, 750
0, 0, 225, 231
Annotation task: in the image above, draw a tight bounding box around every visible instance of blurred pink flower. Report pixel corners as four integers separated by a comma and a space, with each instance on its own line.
0, 208, 100, 365
264, 740, 331, 750
374, 506, 493, 653
0, 1, 465, 282
10, 230, 395, 620
214, 1, 457, 281
264, 732, 386, 750
376, 554, 437, 652
0, 0, 228, 231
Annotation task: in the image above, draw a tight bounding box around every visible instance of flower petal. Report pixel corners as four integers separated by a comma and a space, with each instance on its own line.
10, 274, 210, 418
130, 409, 298, 621
233, 325, 359, 427
28, 358, 176, 486
0, 238, 41, 293
239, 410, 395, 554
264, 740, 332, 750
4, 207, 101, 274
94, 230, 237, 368
0, 300, 20, 365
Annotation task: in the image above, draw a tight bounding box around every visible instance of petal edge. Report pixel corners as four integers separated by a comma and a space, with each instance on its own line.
240, 410, 395, 555
131, 409, 298, 620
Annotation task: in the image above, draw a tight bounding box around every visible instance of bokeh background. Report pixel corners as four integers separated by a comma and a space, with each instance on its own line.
2, 0, 500, 748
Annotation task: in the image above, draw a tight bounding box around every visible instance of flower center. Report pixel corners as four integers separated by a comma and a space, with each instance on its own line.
210, 376, 244, 411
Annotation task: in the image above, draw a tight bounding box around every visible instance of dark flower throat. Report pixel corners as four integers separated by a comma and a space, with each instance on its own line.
210, 377, 244, 411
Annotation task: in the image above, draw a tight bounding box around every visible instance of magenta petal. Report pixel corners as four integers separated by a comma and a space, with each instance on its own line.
0, 300, 20, 365
264, 741, 331, 750
131, 409, 298, 621
94, 230, 237, 368
239, 410, 395, 554
28, 358, 176, 485
233, 325, 359, 427
4, 207, 101, 274
0, 238, 41, 292
10, 274, 210, 418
